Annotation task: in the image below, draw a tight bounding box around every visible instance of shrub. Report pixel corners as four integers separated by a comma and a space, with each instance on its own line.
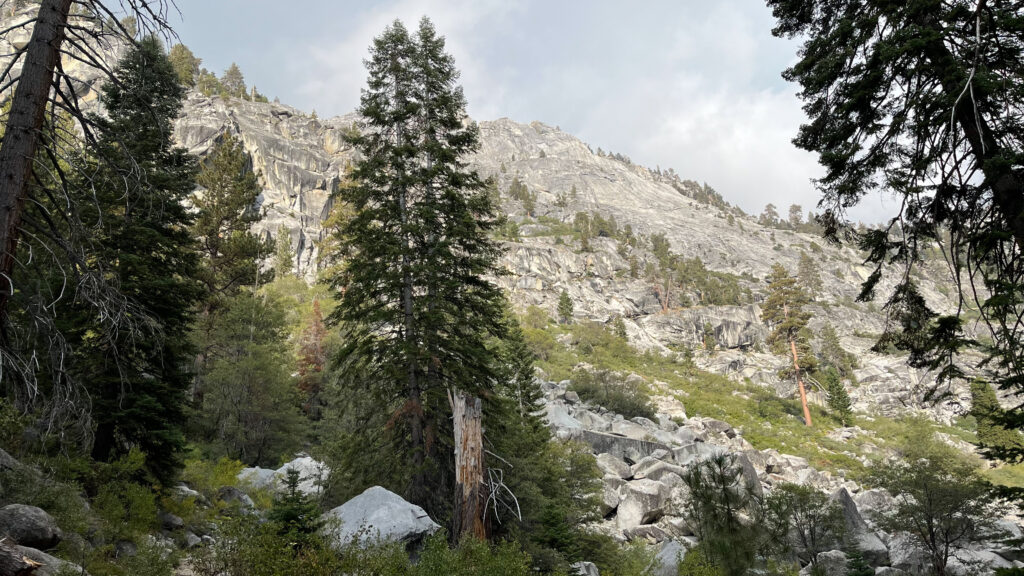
678, 544, 723, 576
569, 370, 655, 420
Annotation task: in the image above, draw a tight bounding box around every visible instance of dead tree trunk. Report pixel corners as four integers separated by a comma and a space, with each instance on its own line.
450, 388, 486, 540
0, 538, 39, 576
0, 0, 72, 321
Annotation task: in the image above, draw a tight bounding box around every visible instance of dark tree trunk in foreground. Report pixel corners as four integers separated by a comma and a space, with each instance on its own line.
0, 0, 72, 323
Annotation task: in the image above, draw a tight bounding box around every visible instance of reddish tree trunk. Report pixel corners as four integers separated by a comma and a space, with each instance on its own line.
0, 0, 72, 322
790, 338, 813, 427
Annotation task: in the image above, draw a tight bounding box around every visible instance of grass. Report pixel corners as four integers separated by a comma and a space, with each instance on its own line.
522, 309, 1013, 486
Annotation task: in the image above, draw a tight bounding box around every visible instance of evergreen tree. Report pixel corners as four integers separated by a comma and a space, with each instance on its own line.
75, 37, 201, 482
327, 17, 506, 518
557, 289, 574, 324
197, 291, 305, 466
818, 322, 856, 380
274, 224, 294, 278
220, 62, 246, 98
844, 549, 874, 576
192, 132, 271, 307
268, 468, 322, 546
297, 299, 328, 418
769, 0, 1024, 461
798, 251, 823, 297
168, 43, 200, 87
823, 367, 853, 426
763, 263, 814, 426
971, 380, 1024, 459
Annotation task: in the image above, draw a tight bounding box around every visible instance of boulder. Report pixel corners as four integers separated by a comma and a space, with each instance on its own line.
631, 457, 685, 483
576, 410, 612, 431
184, 531, 202, 549
702, 419, 736, 438
611, 419, 652, 441
276, 455, 329, 497
670, 442, 725, 467
15, 545, 88, 576
217, 486, 255, 511
158, 511, 185, 531
874, 569, 909, 576
616, 479, 670, 530
323, 486, 440, 549
622, 524, 671, 542
114, 540, 137, 558
545, 403, 582, 430
0, 504, 62, 549
830, 487, 888, 566
798, 550, 847, 576
563, 429, 670, 464
571, 561, 600, 576
238, 466, 277, 491
651, 540, 687, 576
887, 532, 930, 574
595, 453, 632, 479
600, 476, 627, 516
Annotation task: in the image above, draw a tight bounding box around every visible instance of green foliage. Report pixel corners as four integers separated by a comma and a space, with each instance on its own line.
508, 177, 537, 216
558, 289, 574, 323
274, 225, 295, 278
971, 379, 1024, 459
681, 453, 762, 576
817, 322, 857, 380
870, 428, 1003, 576
823, 368, 853, 426
196, 68, 223, 96
192, 131, 271, 304
677, 545, 723, 576
182, 457, 245, 498
194, 292, 307, 466
168, 43, 200, 87
844, 549, 874, 576
220, 63, 247, 98
570, 369, 655, 421
771, 0, 1024, 463
72, 36, 201, 482
764, 483, 845, 566
797, 251, 822, 296
326, 18, 507, 518
702, 322, 716, 353
268, 468, 322, 547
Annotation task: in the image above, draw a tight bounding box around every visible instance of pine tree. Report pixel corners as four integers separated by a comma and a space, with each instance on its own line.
763, 263, 814, 426
844, 549, 874, 576
798, 251, 823, 297
558, 289, 574, 324
818, 322, 856, 380
824, 367, 853, 426
192, 132, 271, 306
971, 380, 1024, 459
220, 62, 246, 98
328, 17, 506, 521
76, 37, 202, 482
297, 299, 328, 418
268, 468, 322, 546
168, 43, 200, 87
274, 224, 294, 278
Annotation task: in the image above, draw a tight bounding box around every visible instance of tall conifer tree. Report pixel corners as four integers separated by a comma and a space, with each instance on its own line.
74, 37, 201, 482
328, 17, 505, 520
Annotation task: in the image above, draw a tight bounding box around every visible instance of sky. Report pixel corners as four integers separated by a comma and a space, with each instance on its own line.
169, 0, 896, 223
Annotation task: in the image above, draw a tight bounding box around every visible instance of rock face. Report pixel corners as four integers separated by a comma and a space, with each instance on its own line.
830, 487, 889, 566
14, 544, 88, 576
323, 486, 440, 550
0, 504, 62, 549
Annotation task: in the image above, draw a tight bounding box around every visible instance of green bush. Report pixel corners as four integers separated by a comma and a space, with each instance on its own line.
569, 369, 655, 420
677, 545, 723, 576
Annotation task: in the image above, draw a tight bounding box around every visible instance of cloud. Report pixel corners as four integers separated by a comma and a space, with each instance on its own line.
291, 0, 515, 119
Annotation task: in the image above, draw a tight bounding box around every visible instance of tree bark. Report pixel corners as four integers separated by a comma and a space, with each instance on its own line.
0, 0, 72, 322
450, 389, 487, 540
790, 338, 813, 427
0, 539, 39, 576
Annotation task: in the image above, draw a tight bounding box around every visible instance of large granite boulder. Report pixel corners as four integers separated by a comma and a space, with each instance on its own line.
829, 487, 889, 566
0, 504, 62, 549
276, 455, 329, 497
323, 486, 440, 550
616, 479, 670, 530
798, 550, 847, 576
651, 539, 688, 576
595, 453, 632, 479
